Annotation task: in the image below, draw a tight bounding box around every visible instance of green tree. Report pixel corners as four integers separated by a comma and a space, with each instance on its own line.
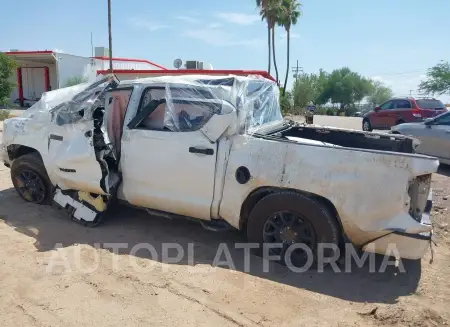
279, 0, 301, 96
367, 80, 393, 106
279, 87, 292, 115
260, 0, 282, 82
419, 61, 450, 95
319, 67, 372, 111
292, 69, 328, 108
0, 53, 18, 106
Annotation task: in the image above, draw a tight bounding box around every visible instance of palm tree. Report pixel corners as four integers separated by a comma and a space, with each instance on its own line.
280, 0, 301, 96
256, 0, 271, 74
270, 4, 280, 85
260, 0, 282, 82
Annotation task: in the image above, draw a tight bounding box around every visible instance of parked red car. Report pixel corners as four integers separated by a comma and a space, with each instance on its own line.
362, 97, 447, 131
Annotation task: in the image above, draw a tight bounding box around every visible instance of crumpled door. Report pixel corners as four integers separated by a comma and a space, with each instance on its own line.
46, 74, 120, 195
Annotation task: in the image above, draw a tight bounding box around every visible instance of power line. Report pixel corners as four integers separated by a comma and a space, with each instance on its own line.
292, 65, 428, 77
369, 69, 427, 77
296, 68, 427, 78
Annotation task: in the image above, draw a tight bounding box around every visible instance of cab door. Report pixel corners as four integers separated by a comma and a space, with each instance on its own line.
387, 99, 412, 126
119, 85, 227, 220
372, 100, 394, 129
422, 113, 450, 161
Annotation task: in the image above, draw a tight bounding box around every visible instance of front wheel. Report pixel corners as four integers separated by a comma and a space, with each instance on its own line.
362, 119, 372, 131
11, 153, 53, 205
247, 191, 340, 268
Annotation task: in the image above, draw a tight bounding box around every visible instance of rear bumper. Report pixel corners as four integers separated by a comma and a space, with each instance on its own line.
362, 194, 433, 260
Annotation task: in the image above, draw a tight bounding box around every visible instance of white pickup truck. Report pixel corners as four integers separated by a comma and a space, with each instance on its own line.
0, 74, 438, 263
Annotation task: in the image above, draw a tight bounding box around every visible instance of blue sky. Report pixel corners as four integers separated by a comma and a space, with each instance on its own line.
1, 0, 449, 100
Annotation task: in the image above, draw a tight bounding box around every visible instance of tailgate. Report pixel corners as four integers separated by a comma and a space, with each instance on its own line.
417, 99, 447, 117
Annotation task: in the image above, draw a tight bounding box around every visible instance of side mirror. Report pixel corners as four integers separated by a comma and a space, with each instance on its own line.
374, 106, 381, 112
200, 102, 237, 142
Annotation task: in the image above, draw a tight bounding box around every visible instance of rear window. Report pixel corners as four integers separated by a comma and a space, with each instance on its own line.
416, 99, 446, 110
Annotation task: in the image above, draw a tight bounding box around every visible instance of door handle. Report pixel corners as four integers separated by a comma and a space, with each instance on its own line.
189, 147, 214, 155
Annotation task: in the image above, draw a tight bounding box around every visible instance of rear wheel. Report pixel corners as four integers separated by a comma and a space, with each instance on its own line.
247, 191, 340, 268
11, 153, 53, 205
362, 119, 372, 131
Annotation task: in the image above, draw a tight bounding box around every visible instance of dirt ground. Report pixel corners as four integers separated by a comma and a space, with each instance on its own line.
1, 167, 450, 326
1, 114, 450, 326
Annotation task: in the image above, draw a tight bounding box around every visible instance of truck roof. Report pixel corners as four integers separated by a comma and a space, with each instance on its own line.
118, 74, 275, 87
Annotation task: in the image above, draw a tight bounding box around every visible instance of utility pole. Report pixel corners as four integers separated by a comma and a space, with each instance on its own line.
291, 60, 303, 79
107, 0, 113, 73
90, 32, 94, 58
409, 89, 413, 97
90, 32, 94, 67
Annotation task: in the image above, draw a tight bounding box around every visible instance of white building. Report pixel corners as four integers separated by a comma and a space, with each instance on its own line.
5, 47, 275, 107
5, 47, 167, 107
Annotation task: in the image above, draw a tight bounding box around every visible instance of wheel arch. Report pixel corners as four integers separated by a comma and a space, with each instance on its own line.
7, 144, 42, 162
239, 186, 346, 240
9, 146, 54, 205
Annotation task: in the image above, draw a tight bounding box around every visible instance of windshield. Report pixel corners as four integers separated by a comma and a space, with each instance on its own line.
245, 81, 283, 132
416, 99, 446, 110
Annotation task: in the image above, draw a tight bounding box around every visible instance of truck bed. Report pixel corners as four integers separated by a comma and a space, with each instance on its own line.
277, 122, 417, 154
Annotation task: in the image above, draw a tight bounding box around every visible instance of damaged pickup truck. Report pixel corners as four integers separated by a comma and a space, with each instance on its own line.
0, 73, 438, 263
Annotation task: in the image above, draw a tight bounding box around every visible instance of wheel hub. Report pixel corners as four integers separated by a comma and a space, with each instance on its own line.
15, 170, 46, 203
280, 226, 297, 244
262, 210, 318, 267
263, 211, 316, 246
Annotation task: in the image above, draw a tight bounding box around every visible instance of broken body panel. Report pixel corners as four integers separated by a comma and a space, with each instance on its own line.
2, 75, 120, 224
0, 74, 438, 259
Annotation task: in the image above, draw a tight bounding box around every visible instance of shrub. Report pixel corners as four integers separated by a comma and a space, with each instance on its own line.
65, 76, 88, 87
0, 109, 11, 121
0, 53, 18, 107
315, 106, 327, 115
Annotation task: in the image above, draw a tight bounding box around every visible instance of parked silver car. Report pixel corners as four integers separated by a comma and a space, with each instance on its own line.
391, 111, 450, 164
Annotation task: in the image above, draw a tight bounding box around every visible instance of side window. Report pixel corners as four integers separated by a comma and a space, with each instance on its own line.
139, 88, 167, 130
394, 100, 412, 109
131, 87, 219, 132
380, 101, 394, 110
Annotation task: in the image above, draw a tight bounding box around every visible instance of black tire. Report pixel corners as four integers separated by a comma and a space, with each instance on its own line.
362, 118, 372, 131
10, 152, 53, 205
247, 191, 340, 268
396, 119, 405, 126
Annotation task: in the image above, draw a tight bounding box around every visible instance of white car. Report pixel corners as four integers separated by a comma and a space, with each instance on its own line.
0, 74, 438, 263
391, 111, 450, 165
